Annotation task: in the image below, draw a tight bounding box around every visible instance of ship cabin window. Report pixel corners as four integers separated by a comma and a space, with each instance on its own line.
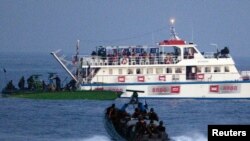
156, 68, 163, 74
166, 68, 172, 74
214, 66, 221, 73
147, 68, 153, 74
127, 68, 133, 74
184, 47, 197, 59
109, 69, 113, 75
197, 67, 202, 73
224, 66, 230, 72
174, 47, 181, 56
205, 67, 211, 72
136, 68, 143, 74
175, 67, 182, 73
118, 69, 123, 75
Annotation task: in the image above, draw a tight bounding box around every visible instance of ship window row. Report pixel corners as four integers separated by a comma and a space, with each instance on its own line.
203, 66, 230, 73
108, 66, 230, 75
109, 67, 183, 75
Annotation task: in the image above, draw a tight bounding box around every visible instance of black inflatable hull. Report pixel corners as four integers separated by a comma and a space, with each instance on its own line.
104, 112, 171, 141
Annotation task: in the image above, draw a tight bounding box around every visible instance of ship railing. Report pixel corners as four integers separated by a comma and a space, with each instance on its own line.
202, 52, 231, 59
79, 55, 180, 66
241, 71, 250, 80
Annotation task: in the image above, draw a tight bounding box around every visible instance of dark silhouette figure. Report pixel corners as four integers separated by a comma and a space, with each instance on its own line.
5, 80, 16, 91
54, 75, 61, 91
135, 117, 149, 138
221, 46, 230, 57
91, 51, 97, 56
42, 80, 46, 91
106, 104, 117, 120
157, 121, 166, 132
148, 108, 159, 121
65, 79, 76, 91
129, 91, 139, 104
147, 120, 157, 137
132, 108, 141, 118
18, 76, 25, 90
27, 76, 34, 90
157, 121, 168, 139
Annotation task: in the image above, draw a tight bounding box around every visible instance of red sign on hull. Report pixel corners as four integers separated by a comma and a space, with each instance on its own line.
196, 74, 204, 80
159, 75, 166, 81
118, 76, 125, 82
137, 76, 145, 82
149, 85, 180, 95
210, 85, 219, 92
209, 84, 240, 94
171, 86, 180, 93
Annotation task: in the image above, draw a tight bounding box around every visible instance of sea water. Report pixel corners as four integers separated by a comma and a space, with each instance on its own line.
0, 52, 250, 141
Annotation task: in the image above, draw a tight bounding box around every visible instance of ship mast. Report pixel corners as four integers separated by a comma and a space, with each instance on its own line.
76, 40, 80, 58
170, 19, 181, 40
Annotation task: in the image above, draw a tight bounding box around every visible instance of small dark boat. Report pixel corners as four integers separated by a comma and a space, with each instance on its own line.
104, 90, 171, 141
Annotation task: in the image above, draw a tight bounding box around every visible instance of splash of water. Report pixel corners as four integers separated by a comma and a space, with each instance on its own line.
82, 135, 111, 141
66, 133, 206, 141
70, 133, 207, 141
68, 135, 111, 141
172, 132, 207, 141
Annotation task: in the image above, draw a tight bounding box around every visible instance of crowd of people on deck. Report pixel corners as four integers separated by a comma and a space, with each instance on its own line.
2, 74, 77, 93
88, 46, 231, 66
90, 47, 180, 65
106, 101, 168, 139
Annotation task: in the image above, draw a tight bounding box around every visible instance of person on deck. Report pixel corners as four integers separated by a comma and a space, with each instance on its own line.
27, 76, 34, 90
119, 103, 130, 121
157, 121, 168, 138
138, 102, 147, 115
147, 120, 157, 137
54, 75, 61, 91
148, 108, 159, 121
18, 76, 25, 90
132, 108, 141, 119
135, 117, 149, 138
65, 79, 76, 91
129, 91, 139, 104
106, 104, 117, 119
157, 121, 166, 132
42, 80, 47, 91
6, 80, 16, 91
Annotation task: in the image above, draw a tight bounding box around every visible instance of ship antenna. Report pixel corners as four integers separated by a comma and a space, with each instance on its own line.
191, 21, 194, 43
72, 40, 80, 65
170, 18, 180, 40
76, 40, 80, 57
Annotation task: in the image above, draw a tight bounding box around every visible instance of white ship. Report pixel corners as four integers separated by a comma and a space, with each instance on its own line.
52, 19, 250, 98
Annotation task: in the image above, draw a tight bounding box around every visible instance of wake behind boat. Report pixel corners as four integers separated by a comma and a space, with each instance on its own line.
104, 90, 171, 141
51, 19, 250, 98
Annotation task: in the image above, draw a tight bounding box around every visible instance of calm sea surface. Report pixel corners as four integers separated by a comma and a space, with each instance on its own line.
0, 52, 250, 141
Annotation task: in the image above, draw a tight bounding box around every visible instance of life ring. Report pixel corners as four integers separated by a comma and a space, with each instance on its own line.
121, 58, 127, 65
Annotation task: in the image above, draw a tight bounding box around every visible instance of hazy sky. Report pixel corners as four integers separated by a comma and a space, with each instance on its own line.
1, 0, 250, 57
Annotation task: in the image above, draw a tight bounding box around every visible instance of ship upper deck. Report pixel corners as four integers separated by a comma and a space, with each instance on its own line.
77, 19, 231, 68
78, 44, 231, 68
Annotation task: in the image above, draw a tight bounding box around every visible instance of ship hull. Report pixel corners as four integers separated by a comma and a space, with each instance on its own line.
79, 80, 250, 98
